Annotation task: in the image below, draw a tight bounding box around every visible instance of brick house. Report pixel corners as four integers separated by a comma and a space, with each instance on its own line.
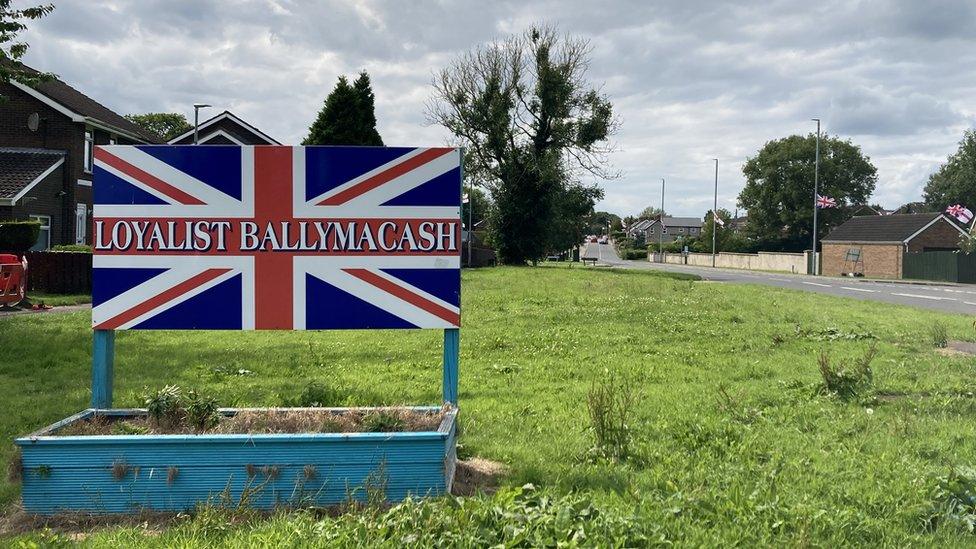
0, 65, 161, 248
821, 213, 967, 278
169, 110, 279, 145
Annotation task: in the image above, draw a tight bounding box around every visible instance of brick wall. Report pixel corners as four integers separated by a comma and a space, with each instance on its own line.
906, 218, 964, 252
822, 242, 903, 278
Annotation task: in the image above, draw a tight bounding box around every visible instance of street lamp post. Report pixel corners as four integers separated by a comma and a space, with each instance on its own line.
711, 159, 719, 268
193, 103, 211, 144
811, 118, 821, 275
658, 178, 665, 259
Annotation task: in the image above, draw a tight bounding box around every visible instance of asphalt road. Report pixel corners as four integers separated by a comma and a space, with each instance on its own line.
583, 242, 976, 316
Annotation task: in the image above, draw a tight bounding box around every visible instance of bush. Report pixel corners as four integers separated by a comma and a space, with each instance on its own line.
587, 370, 638, 462
930, 321, 949, 348
816, 345, 877, 400
143, 385, 185, 428
51, 244, 92, 253
619, 249, 647, 260
281, 382, 342, 407
185, 390, 221, 431
0, 220, 40, 254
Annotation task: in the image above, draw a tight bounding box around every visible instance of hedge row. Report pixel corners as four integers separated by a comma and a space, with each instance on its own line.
0, 220, 40, 254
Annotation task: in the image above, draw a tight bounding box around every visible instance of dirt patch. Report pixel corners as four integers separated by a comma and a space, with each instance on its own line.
0, 507, 177, 538
452, 458, 508, 496
942, 341, 976, 357
56, 408, 445, 436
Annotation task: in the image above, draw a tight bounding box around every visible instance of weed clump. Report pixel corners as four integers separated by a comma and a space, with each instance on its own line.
586, 370, 638, 462
186, 390, 220, 431
931, 321, 949, 348
816, 344, 877, 400
7, 447, 22, 482
142, 385, 221, 432
929, 467, 976, 532
143, 385, 185, 429
281, 382, 343, 408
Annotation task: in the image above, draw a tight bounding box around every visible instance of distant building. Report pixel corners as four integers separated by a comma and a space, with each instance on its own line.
635, 216, 703, 243
821, 213, 966, 278
169, 110, 280, 145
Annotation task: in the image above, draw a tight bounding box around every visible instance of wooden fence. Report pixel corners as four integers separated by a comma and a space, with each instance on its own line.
903, 251, 976, 283
25, 251, 92, 293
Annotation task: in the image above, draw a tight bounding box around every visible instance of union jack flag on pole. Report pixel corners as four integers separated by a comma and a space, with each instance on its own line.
92, 146, 462, 330
816, 194, 837, 209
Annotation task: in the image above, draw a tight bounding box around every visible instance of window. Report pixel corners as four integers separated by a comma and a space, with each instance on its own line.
109, 136, 117, 145
29, 215, 51, 251
75, 204, 88, 244
84, 128, 94, 173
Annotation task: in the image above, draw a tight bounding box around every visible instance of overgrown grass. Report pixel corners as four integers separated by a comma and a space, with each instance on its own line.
3, 265, 976, 545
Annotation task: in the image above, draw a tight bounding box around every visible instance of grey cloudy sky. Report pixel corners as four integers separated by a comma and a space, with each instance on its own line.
19, 0, 976, 217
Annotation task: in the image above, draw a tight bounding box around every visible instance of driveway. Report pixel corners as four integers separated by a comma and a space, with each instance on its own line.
582, 243, 976, 316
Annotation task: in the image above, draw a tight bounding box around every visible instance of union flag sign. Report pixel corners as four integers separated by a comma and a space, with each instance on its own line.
91, 145, 462, 330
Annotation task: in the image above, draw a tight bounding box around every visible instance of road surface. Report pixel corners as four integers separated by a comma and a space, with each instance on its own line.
582, 242, 976, 315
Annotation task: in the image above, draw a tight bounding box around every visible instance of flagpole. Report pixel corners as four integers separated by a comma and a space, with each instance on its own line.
811, 118, 821, 275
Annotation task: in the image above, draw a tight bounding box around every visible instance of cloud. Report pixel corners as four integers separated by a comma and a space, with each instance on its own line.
18, 0, 976, 216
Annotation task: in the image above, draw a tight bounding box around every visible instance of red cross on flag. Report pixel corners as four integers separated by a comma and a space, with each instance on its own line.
946, 204, 974, 224
816, 195, 837, 209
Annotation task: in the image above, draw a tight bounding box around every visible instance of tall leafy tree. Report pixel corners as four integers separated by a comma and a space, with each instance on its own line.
304, 72, 383, 146
124, 113, 191, 141
428, 26, 617, 264
0, 1, 54, 99
738, 134, 877, 250
637, 206, 666, 220
923, 129, 976, 210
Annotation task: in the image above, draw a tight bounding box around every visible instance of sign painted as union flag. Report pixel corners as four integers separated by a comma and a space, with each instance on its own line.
91, 146, 461, 330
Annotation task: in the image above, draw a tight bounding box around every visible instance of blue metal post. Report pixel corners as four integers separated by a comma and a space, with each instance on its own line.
91, 330, 115, 408
443, 328, 459, 405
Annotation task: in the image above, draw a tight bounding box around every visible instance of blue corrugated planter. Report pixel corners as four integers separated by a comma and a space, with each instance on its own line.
15, 406, 458, 515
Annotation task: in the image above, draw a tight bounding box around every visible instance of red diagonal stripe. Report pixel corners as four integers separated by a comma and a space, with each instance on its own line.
343, 268, 459, 326
94, 148, 206, 205
317, 148, 454, 206
95, 268, 231, 330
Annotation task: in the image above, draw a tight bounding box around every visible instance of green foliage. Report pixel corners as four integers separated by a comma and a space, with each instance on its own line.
143, 385, 184, 428
185, 389, 221, 432
739, 134, 877, 249
816, 345, 876, 400
924, 129, 976, 210
303, 71, 383, 146
430, 25, 615, 264
0, 1, 54, 99
637, 205, 665, 220
586, 370, 638, 462
281, 382, 342, 407
361, 411, 405, 433
51, 244, 92, 253
461, 186, 491, 230
0, 219, 39, 253
124, 112, 192, 141
930, 321, 949, 348
930, 467, 976, 533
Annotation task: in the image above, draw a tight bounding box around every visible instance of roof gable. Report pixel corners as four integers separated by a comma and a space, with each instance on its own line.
7, 63, 162, 143
823, 213, 965, 243
169, 111, 280, 145
0, 148, 66, 203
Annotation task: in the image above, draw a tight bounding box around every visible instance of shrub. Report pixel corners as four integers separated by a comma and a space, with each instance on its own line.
361, 411, 405, 432
51, 244, 92, 253
186, 390, 221, 431
143, 385, 184, 428
586, 370, 638, 462
0, 220, 40, 254
929, 467, 976, 532
930, 321, 949, 348
619, 248, 647, 260
816, 345, 877, 400
282, 382, 342, 407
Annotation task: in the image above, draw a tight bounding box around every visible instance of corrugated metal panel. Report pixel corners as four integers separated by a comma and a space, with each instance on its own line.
17, 407, 457, 515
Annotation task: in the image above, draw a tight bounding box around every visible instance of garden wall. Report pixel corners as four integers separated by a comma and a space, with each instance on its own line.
652, 251, 814, 274
25, 251, 92, 294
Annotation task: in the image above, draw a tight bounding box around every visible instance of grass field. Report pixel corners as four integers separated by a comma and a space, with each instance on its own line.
4, 265, 976, 546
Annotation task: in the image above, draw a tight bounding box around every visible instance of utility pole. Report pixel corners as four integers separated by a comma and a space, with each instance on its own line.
466, 189, 473, 267
658, 177, 665, 259
712, 159, 719, 268
811, 118, 821, 275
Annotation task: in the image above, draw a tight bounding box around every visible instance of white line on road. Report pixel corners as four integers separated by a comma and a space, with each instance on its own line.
892, 293, 956, 301
841, 286, 877, 293
802, 281, 832, 287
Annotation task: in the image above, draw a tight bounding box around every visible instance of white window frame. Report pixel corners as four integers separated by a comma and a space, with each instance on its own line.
109, 135, 117, 145
75, 204, 88, 244
29, 214, 51, 250
84, 128, 94, 173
